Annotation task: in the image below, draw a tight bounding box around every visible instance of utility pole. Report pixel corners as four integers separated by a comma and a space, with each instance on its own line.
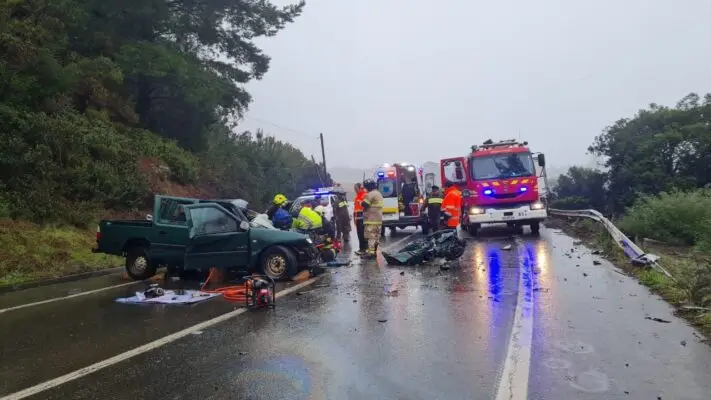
319, 133, 328, 181
311, 155, 324, 186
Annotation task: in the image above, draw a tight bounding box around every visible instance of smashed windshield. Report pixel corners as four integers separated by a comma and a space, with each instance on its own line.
470, 153, 535, 180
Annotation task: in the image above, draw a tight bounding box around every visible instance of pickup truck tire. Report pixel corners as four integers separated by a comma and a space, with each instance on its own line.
125, 247, 157, 281
260, 245, 297, 280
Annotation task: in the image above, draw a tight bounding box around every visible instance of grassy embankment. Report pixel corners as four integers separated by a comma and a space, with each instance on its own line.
548, 189, 711, 339
0, 126, 209, 286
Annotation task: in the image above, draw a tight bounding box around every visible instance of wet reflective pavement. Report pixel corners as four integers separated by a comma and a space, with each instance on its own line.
2, 227, 711, 399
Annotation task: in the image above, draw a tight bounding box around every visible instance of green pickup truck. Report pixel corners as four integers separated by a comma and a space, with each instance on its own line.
93, 195, 318, 280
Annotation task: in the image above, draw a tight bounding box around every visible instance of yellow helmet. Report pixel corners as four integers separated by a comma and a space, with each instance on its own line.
273, 194, 288, 206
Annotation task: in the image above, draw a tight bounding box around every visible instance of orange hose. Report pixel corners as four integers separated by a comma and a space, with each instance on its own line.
200, 268, 250, 302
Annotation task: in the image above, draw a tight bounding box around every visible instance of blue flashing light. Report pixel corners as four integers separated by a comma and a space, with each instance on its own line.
377, 171, 385, 177
484, 189, 493, 195
520, 187, 527, 192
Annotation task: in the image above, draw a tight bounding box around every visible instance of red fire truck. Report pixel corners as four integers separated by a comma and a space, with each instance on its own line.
440, 139, 548, 236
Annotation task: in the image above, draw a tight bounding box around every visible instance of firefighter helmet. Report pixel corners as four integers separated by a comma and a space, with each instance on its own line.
273, 194, 288, 205
363, 179, 377, 191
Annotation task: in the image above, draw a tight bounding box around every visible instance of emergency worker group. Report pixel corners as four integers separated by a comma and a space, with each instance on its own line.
267, 178, 463, 259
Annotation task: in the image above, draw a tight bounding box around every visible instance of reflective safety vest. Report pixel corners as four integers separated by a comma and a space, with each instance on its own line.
441, 188, 462, 228
353, 189, 367, 220
292, 206, 323, 230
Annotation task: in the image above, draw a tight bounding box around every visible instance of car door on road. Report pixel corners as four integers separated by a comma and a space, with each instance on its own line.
183, 204, 251, 271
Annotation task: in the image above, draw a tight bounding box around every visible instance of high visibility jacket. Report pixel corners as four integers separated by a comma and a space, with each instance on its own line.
362, 190, 384, 225
426, 195, 443, 217
292, 206, 323, 230
441, 188, 462, 228
353, 189, 367, 220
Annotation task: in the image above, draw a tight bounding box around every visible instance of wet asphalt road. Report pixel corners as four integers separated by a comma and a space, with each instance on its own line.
2, 226, 711, 399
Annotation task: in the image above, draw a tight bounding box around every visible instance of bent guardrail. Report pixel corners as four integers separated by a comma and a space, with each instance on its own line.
548, 208, 673, 278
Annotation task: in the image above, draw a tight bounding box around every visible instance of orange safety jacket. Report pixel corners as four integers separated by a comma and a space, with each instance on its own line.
353, 189, 367, 222
441, 187, 462, 228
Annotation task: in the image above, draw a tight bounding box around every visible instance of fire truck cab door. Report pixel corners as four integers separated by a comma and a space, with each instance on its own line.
440, 157, 468, 187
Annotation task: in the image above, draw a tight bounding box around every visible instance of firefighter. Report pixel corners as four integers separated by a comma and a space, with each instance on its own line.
353, 183, 368, 255
312, 199, 335, 240
291, 202, 323, 231
426, 185, 443, 232
269, 194, 293, 230
361, 179, 384, 258
334, 192, 351, 242
441, 181, 462, 229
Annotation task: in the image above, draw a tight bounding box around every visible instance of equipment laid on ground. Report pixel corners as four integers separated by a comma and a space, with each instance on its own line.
381, 229, 466, 266
200, 269, 276, 309
143, 284, 165, 298
440, 139, 549, 236
116, 287, 219, 305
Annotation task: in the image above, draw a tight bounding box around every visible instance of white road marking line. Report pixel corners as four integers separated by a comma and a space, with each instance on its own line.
0, 281, 137, 314
495, 240, 535, 400
0, 274, 324, 400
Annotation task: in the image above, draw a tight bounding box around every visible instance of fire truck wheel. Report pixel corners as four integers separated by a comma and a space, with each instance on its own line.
530, 222, 541, 235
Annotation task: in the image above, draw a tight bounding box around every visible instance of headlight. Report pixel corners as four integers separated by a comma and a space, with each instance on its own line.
469, 207, 484, 215
530, 202, 544, 210
305, 238, 313, 244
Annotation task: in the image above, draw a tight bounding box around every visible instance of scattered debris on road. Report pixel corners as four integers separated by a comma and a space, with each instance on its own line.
593, 260, 602, 265
377, 319, 388, 323
645, 316, 671, 324
382, 230, 465, 266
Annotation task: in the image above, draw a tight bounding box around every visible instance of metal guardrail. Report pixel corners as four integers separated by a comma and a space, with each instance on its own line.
548, 208, 673, 278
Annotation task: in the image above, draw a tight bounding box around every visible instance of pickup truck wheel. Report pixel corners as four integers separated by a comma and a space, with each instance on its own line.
260, 245, 297, 280
125, 247, 157, 281
467, 224, 479, 237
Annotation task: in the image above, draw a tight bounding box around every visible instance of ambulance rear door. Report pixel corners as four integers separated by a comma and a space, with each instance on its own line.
377, 178, 400, 222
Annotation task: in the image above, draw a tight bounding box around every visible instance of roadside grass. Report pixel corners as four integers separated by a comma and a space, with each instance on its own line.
0, 220, 122, 286
547, 216, 711, 340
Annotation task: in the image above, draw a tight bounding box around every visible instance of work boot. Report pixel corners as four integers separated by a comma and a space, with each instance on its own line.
354, 249, 366, 256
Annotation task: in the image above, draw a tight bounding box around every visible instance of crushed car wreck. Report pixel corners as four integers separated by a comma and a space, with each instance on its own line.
381, 230, 466, 266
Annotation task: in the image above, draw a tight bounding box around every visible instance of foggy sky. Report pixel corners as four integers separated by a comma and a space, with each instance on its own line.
238, 0, 711, 170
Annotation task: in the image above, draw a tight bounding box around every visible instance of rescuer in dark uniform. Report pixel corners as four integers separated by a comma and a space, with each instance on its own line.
426, 185, 443, 232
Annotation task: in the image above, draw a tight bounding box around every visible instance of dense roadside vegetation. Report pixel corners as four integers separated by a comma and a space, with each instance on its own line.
0, 0, 330, 284
550, 93, 711, 333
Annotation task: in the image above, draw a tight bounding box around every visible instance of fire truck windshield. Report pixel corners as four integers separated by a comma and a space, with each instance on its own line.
470, 152, 535, 180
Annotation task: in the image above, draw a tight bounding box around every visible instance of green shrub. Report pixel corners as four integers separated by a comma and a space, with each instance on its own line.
618, 189, 711, 248
0, 106, 149, 226
550, 195, 594, 210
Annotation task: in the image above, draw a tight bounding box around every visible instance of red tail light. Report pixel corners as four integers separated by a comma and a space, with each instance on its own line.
95, 226, 101, 241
